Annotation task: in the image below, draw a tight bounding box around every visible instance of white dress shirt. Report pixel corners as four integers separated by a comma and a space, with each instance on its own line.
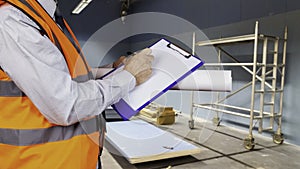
0, 1, 136, 125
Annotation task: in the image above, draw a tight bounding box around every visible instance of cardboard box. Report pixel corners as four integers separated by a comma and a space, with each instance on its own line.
156, 110, 175, 125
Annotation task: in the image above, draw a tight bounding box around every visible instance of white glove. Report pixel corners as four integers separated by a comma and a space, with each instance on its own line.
124, 48, 154, 85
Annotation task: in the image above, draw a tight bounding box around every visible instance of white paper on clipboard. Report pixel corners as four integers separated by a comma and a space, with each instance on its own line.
103, 39, 204, 119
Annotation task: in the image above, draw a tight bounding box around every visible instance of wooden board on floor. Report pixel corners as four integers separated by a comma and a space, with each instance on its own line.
105, 120, 201, 164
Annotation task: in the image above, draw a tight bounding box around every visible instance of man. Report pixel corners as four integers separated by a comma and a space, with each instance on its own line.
0, 0, 153, 168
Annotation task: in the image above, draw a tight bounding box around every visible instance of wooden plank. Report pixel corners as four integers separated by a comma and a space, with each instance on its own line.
105, 120, 201, 164
139, 108, 158, 118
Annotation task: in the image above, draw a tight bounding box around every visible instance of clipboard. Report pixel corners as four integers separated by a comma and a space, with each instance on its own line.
103, 38, 204, 120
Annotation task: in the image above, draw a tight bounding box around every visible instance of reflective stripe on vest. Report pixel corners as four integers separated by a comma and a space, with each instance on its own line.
0, 118, 97, 146
0, 1, 101, 168
0, 80, 24, 97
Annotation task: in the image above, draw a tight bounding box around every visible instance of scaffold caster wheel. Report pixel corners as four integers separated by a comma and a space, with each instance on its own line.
188, 120, 194, 129
243, 137, 255, 150
212, 117, 221, 126
273, 133, 284, 145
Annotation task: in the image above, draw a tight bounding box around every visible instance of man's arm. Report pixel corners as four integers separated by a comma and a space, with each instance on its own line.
0, 8, 135, 125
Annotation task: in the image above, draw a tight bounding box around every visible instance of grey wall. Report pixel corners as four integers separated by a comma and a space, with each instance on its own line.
58, 0, 300, 145
127, 0, 300, 146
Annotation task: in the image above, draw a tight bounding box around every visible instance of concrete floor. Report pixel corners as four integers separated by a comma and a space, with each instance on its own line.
101, 113, 300, 169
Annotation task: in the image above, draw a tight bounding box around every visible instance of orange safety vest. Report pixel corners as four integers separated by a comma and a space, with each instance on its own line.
0, 0, 103, 168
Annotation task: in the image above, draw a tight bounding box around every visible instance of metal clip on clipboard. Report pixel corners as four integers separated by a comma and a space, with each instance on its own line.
167, 43, 192, 59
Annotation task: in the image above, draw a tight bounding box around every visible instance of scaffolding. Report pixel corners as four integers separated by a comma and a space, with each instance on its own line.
190, 21, 287, 150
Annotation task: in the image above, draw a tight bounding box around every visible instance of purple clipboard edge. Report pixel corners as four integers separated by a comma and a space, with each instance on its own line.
111, 38, 204, 120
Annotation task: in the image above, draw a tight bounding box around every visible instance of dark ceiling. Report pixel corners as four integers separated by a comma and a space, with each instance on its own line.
58, 0, 127, 42
58, 0, 300, 43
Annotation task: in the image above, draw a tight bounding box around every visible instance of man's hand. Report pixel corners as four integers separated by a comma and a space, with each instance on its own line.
124, 48, 154, 85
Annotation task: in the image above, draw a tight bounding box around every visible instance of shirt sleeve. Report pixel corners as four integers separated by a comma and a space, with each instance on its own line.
0, 8, 136, 125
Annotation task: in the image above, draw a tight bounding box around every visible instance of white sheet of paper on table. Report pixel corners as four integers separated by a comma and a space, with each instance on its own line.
105, 120, 201, 163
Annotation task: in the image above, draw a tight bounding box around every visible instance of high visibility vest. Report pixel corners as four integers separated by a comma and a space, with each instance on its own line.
0, 0, 102, 168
